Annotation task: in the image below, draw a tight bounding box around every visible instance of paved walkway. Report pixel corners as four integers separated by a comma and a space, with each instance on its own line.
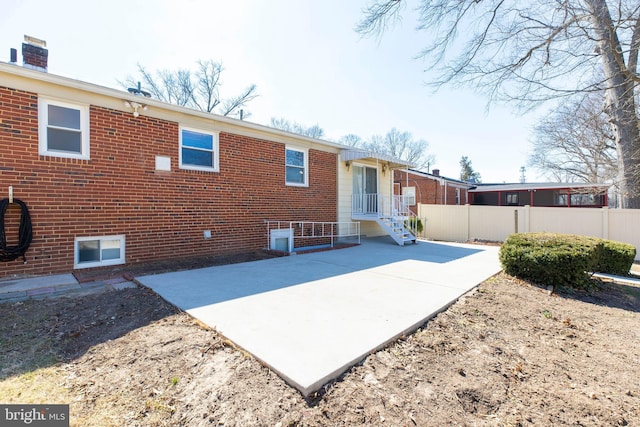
0, 273, 136, 303
138, 238, 502, 396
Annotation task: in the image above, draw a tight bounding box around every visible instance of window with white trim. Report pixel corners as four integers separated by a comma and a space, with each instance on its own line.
74, 235, 125, 269
285, 147, 308, 186
403, 186, 416, 205
38, 98, 90, 159
179, 127, 219, 172
506, 192, 519, 205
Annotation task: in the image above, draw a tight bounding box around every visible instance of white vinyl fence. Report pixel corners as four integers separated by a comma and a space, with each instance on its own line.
417, 204, 640, 261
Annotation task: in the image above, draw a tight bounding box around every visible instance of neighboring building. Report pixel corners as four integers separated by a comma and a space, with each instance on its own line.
469, 183, 610, 207
393, 169, 474, 213
0, 39, 415, 280
392, 168, 610, 210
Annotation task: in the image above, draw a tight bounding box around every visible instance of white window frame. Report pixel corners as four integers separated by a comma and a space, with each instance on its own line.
285, 146, 308, 187
179, 126, 219, 172
74, 235, 126, 269
403, 186, 416, 206
38, 97, 90, 159
506, 192, 519, 205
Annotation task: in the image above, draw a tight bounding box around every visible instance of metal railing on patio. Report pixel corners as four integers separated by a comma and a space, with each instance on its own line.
265, 220, 361, 253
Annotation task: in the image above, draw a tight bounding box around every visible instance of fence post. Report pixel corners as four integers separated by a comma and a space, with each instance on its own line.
601, 207, 609, 239
514, 209, 518, 233
466, 203, 471, 242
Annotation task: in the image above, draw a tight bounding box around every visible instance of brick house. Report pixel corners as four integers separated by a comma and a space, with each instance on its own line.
0, 42, 346, 280
394, 169, 474, 213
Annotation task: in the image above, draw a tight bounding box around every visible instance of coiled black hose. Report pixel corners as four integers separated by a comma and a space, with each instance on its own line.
0, 198, 32, 262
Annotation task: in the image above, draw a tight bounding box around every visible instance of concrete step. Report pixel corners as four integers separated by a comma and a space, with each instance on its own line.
0, 273, 136, 303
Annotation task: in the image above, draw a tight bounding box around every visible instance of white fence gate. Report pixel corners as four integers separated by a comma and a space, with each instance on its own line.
417, 204, 640, 261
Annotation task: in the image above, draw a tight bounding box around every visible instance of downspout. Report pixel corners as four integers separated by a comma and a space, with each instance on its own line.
376, 158, 380, 213
444, 181, 448, 205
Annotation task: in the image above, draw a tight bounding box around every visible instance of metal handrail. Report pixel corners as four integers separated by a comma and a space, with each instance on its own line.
352, 193, 411, 218
265, 220, 361, 252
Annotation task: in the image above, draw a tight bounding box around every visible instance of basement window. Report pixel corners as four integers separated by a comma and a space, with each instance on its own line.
179, 127, 219, 172
74, 235, 125, 269
38, 97, 90, 159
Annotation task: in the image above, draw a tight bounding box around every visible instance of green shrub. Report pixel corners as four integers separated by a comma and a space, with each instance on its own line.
500, 233, 636, 288
405, 216, 423, 233
500, 233, 599, 288
596, 239, 636, 275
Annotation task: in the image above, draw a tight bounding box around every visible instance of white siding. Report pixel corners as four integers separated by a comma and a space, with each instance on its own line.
337, 159, 395, 237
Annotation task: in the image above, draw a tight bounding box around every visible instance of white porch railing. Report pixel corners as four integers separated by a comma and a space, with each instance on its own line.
352, 194, 417, 246
265, 220, 361, 253
352, 193, 412, 218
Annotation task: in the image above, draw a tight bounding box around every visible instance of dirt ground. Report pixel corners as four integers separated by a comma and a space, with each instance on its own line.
1, 258, 639, 426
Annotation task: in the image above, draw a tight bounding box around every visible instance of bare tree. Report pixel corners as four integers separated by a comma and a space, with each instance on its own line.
269, 118, 325, 139
357, 0, 640, 207
459, 156, 482, 183
365, 127, 435, 170
529, 92, 618, 186
338, 133, 365, 147
121, 60, 257, 118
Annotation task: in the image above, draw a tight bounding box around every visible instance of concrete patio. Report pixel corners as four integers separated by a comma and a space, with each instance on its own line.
137, 238, 502, 396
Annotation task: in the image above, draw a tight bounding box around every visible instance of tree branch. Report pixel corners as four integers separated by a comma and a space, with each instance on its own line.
355, 0, 405, 37
220, 84, 258, 117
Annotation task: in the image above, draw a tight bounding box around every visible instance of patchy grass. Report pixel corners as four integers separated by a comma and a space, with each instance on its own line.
1, 274, 639, 426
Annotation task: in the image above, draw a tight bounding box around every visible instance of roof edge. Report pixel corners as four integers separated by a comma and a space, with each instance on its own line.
0, 61, 347, 151
469, 182, 612, 192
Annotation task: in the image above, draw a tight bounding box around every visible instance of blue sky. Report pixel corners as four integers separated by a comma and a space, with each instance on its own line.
1, 0, 548, 182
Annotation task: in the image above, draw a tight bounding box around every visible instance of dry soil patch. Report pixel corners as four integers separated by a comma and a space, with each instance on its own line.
1, 272, 639, 426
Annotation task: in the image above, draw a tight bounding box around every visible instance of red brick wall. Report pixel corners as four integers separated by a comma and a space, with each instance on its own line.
394, 170, 467, 212
0, 86, 337, 278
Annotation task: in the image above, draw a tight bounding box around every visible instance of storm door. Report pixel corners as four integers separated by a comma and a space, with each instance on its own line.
353, 165, 378, 214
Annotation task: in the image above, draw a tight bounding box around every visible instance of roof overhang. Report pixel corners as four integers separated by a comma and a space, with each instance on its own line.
469, 183, 611, 193
404, 169, 475, 188
340, 149, 415, 169
0, 61, 347, 153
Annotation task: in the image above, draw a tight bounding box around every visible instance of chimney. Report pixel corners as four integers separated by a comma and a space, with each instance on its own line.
22, 35, 48, 72
432, 169, 440, 177
10, 48, 17, 64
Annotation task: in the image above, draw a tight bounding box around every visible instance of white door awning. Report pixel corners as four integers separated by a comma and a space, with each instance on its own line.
340, 149, 415, 169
